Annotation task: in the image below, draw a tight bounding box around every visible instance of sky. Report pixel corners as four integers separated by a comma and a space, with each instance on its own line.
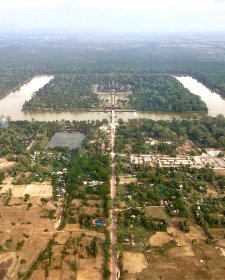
1, 0, 225, 33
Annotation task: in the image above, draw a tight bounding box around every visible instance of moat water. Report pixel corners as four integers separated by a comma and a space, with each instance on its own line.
0, 75, 224, 122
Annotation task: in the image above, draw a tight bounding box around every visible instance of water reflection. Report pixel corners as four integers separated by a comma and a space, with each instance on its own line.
175, 76, 225, 117
0, 75, 224, 122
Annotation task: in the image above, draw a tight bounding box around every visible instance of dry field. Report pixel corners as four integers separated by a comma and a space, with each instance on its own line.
0, 177, 52, 198
0, 180, 62, 280
123, 252, 148, 274
214, 169, 225, 175
119, 176, 137, 185
123, 204, 225, 280
30, 223, 105, 280
26, 196, 105, 280
144, 206, 168, 220
149, 232, 174, 247
125, 241, 225, 280
0, 158, 16, 171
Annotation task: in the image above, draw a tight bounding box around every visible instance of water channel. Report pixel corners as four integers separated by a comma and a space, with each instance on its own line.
0, 75, 224, 122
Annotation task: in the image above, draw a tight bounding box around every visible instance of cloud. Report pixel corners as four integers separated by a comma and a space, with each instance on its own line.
0, 0, 66, 9
1, 0, 225, 32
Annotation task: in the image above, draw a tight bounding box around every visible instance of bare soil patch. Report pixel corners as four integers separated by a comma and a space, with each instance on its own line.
145, 206, 168, 220
123, 252, 148, 273
0, 158, 16, 171
204, 186, 219, 198
214, 169, 225, 175
76, 268, 102, 280
0, 196, 62, 279
30, 269, 45, 280
0, 178, 52, 198
167, 224, 205, 246
149, 232, 174, 247
0, 252, 17, 279
46, 269, 61, 280
168, 246, 195, 257
119, 176, 137, 185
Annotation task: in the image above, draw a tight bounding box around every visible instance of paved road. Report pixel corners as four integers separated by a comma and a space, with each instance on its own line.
110, 108, 119, 280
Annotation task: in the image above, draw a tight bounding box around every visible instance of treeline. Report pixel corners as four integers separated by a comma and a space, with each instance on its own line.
2, 36, 225, 108
66, 149, 111, 198
115, 115, 225, 153
128, 76, 207, 112
23, 75, 99, 111
23, 73, 207, 113
0, 119, 104, 157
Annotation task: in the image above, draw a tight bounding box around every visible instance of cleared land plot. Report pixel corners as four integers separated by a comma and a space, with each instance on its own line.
76, 268, 102, 280
145, 206, 168, 220
119, 176, 137, 185
123, 252, 148, 274
167, 224, 205, 246
0, 195, 62, 279
0, 158, 16, 171
149, 232, 174, 247
30, 222, 105, 280
0, 178, 52, 197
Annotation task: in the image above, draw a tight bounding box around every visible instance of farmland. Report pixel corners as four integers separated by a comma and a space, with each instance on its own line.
115, 118, 225, 280
0, 119, 111, 279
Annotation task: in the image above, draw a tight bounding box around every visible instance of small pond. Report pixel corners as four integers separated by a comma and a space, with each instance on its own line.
46, 132, 85, 149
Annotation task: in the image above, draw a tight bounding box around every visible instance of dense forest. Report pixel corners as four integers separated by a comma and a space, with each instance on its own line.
128, 75, 207, 112
22, 73, 207, 112
1, 34, 225, 102
115, 115, 225, 153
23, 75, 99, 111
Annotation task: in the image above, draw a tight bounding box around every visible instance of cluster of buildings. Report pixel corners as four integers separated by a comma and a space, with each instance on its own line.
97, 81, 131, 93
130, 153, 225, 169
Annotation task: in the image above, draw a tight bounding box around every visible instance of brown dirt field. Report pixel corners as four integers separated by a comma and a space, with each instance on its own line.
0, 178, 52, 198
119, 176, 137, 185
63, 224, 82, 232
124, 274, 136, 280
79, 205, 101, 216
55, 232, 71, 245
144, 240, 224, 279
149, 232, 174, 247
0, 252, 17, 279
0, 158, 16, 171
87, 200, 103, 207
137, 250, 210, 280
79, 247, 104, 270
208, 228, 225, 245
8, 197, 24, 206
123, 252, 148, 273
46, 269, 61, 280
50, 253, 62, 269
79, 257, 102, 270
204, 186, 219, 198
168, 246, 195, 257
214, 169, 225, 175
29, 269, 45, 280
60, 270, 76, 280
62, 255, 76, 270
145, 206, 168, 220
192, 244, 225, 279
51, 245, 64, 254
178, 140, 198, 155
76, 268, 102, 280
0, 198, 62, 279
71, 199, 83, 207
167, 224, 205, 246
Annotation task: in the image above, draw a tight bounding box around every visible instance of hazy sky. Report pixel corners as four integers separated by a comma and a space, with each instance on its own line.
1, 0, 225, 33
